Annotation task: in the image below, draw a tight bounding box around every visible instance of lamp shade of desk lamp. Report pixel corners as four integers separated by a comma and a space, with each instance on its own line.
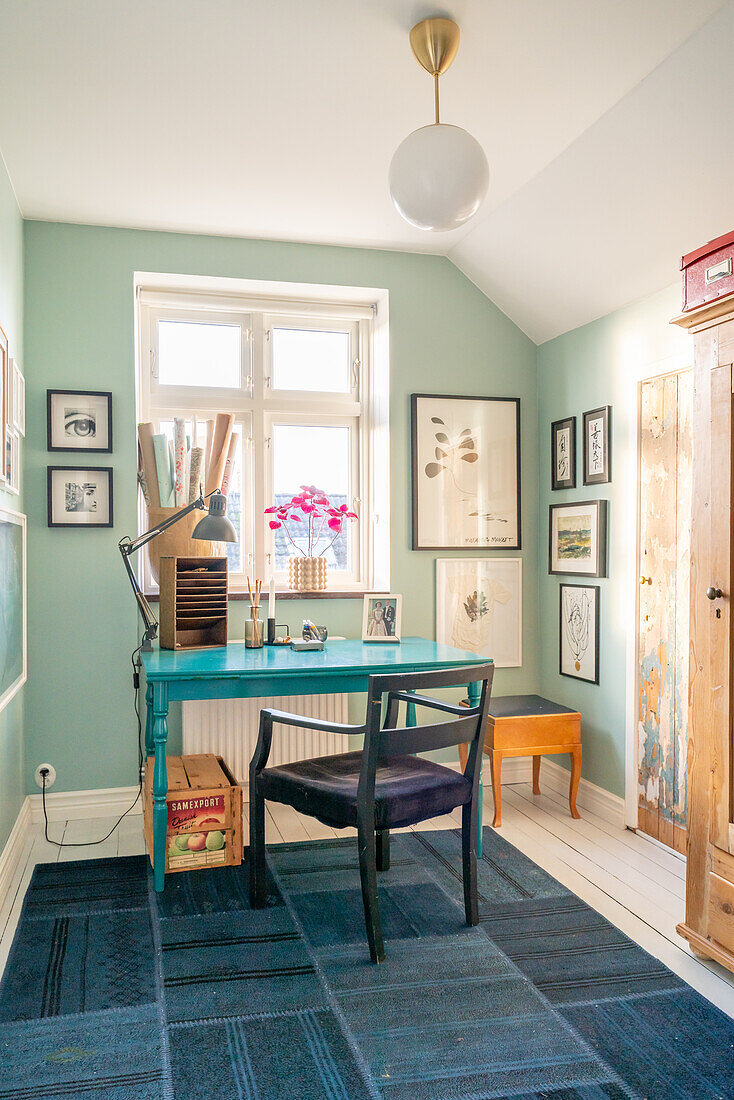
192, 491, 237, 542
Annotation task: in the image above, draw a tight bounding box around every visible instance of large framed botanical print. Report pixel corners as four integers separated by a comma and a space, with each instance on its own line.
411, 394, 521, 550
0, 506, 26, 714
549, 499, 607, 577
436, 558, 522, 668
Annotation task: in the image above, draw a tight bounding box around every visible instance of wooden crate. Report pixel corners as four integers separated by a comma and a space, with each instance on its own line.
159, 555, 228, 650
143, 753, 243, 873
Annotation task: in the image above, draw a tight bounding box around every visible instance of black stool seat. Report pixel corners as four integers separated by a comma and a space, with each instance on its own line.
260, 751, 471, 830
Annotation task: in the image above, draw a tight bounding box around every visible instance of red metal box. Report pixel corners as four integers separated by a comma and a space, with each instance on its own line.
681, 230, 734, 312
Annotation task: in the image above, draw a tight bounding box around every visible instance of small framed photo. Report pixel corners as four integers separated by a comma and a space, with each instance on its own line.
560, 584, 600, 683
47, 389, 113, 452
551, 416, 576, 490
436, 558, 522, 667
583, 405, 611, 485
5, 427, 19, 495
9, 360, 25, 436
362, 594, 402, 642
47, 466, 114, 528
549, 499, 607, 577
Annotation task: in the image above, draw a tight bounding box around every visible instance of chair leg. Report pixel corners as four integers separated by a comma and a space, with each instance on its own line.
461, 800, 479, 926
249, 785, 267, 908
357, 824, 385, 963
376, 829, 390, 871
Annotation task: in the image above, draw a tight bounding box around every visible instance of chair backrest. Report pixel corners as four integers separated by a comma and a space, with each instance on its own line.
357, 663, 494, 808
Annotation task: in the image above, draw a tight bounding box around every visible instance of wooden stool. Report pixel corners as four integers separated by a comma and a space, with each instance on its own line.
483, 694, 582, 826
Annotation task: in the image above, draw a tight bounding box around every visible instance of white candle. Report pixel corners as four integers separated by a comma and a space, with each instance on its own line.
268, 576, 275, 620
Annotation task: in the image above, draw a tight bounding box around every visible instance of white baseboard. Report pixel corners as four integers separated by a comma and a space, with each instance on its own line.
0, 797, 33, 908
28, 785, 143, 824
540, 759, 625, 828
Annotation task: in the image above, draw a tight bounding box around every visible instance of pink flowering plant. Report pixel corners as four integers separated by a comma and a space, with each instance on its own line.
264, 485, 357, 558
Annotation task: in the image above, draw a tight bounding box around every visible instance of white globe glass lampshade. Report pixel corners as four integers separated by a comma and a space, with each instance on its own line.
389, 123, 489, 232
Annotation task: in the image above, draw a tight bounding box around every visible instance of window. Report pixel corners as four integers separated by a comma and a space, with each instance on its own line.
137, 279, 389, 594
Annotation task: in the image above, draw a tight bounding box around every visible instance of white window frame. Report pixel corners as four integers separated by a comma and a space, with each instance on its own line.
135, 274, 390, 595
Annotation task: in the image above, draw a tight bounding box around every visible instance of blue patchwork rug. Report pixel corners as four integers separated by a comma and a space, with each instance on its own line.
1, 828, 733, 1099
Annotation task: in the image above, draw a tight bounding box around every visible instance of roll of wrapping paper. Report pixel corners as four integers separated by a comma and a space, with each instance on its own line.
137, 422, 161, 508
220, 434, 238, 496
173, 418, 186, 506
188, 446, 203, 503
205, 412, 234, 494
153, 434, 175, 506
204, 419, 214, 488
137, 440, 152, 505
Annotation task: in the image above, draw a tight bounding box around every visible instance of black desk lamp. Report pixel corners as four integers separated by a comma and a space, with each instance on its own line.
119, 489, 237, 649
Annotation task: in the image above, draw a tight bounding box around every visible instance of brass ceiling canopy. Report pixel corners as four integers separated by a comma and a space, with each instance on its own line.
408, 17, 460, 124
409, 17, 460, 77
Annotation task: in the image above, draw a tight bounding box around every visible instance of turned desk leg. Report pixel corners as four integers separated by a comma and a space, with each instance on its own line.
144, 683, 154, 758
152, 682, 170, 892
488, 750, 502, 827
569, 745, 582, 819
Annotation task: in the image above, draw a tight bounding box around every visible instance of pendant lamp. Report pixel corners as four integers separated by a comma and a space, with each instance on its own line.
389, 17, 489, 232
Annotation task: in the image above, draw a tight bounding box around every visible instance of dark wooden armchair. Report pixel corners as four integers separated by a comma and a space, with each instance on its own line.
249, 662, 494, 962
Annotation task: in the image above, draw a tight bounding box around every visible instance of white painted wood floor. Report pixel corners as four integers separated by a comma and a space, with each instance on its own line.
2, 780, 734, 1020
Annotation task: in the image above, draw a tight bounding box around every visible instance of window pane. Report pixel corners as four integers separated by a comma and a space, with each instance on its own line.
158, 320, 241, 388
158, 418, 243, 573
272, 328, 350, 392
272, 424, 352, 571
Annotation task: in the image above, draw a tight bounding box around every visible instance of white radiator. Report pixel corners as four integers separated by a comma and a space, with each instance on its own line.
182, 694, 350, 785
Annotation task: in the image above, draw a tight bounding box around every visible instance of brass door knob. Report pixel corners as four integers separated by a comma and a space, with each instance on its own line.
706, 586, 723, 600
640, 576, 652, 585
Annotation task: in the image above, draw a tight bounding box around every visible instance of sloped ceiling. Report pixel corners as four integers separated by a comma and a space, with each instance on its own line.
0, 0, 730, 341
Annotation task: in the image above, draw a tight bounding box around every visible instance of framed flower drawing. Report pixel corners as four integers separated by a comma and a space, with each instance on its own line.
411, 394, 521, 550
560, 583, 599, 683
436, 558, 522, 668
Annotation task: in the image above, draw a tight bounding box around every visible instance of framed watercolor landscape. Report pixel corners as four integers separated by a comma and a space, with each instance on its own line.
411, 393, 521, 550
549, 499, 607, 577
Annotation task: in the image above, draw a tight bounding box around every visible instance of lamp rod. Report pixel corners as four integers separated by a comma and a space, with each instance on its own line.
119, 490, 215, 556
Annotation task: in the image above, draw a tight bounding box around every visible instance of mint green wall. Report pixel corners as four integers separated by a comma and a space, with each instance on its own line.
23, 221, 538, 795
537, 283, 691, 798
0, 158, 24, 848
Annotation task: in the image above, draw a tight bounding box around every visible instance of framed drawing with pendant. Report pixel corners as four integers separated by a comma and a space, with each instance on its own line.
560, 583, 599, 683
411, 393, 521, 550
583, 405, 611, 485
551, 416, 576, 490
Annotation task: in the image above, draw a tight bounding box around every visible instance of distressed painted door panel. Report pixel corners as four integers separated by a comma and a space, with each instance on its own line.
637, 371, 691, 854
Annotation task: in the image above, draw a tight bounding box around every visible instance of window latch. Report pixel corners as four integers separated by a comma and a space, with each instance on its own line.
352, 358, 360, 388
150, 348, 158, 380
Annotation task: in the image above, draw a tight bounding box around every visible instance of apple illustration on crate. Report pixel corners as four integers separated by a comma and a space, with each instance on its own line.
187, 833, 207, 851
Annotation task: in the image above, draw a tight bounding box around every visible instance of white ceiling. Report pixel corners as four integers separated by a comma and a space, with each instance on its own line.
0, 0, 730, 341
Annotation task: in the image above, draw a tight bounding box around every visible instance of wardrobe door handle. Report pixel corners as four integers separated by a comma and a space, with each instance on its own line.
706, 586, 723, 601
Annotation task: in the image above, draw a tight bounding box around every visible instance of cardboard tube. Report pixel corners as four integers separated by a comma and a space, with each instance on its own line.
205, 412, 234, 494
137, 422, 161, 508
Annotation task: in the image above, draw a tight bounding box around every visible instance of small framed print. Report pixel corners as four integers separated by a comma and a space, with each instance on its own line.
5, 427, 19, 495
436, 558, 522, 668
362, 594, 402, 642
549, 499, 607, 577
551, 416, 576, 490
560, 584, 600, 684
47, 389, 113, 452
9, 359, 24, 436
583, 405, 611, 485
47, 466, 114, 528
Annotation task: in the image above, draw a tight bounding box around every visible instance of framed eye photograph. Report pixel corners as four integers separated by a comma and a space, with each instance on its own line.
411, 393, 521, 550
549, 499, 607, 577
47, 466, 114, 528
583, 405, 611, 485
362, 593, 402, 642
560, 583, 600, 683
551, 416, 576, 490
47, 389, 113, 453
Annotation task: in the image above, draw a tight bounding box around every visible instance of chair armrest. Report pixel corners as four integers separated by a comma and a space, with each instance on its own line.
262, 708, 364, 737
387, 691, 478, 717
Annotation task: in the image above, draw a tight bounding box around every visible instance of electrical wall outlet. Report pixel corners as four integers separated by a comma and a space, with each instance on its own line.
35, 763, 57, 789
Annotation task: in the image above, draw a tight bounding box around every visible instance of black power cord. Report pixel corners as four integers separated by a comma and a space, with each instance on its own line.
42, 642, 146, 848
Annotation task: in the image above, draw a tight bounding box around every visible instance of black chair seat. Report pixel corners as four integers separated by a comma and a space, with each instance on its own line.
259, 751, 472, 830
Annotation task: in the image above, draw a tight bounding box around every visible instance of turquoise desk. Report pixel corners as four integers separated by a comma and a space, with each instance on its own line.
142, 637, 487, 891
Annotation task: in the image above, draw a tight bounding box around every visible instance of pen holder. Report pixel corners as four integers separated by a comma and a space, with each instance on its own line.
245, 606, 263, 648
